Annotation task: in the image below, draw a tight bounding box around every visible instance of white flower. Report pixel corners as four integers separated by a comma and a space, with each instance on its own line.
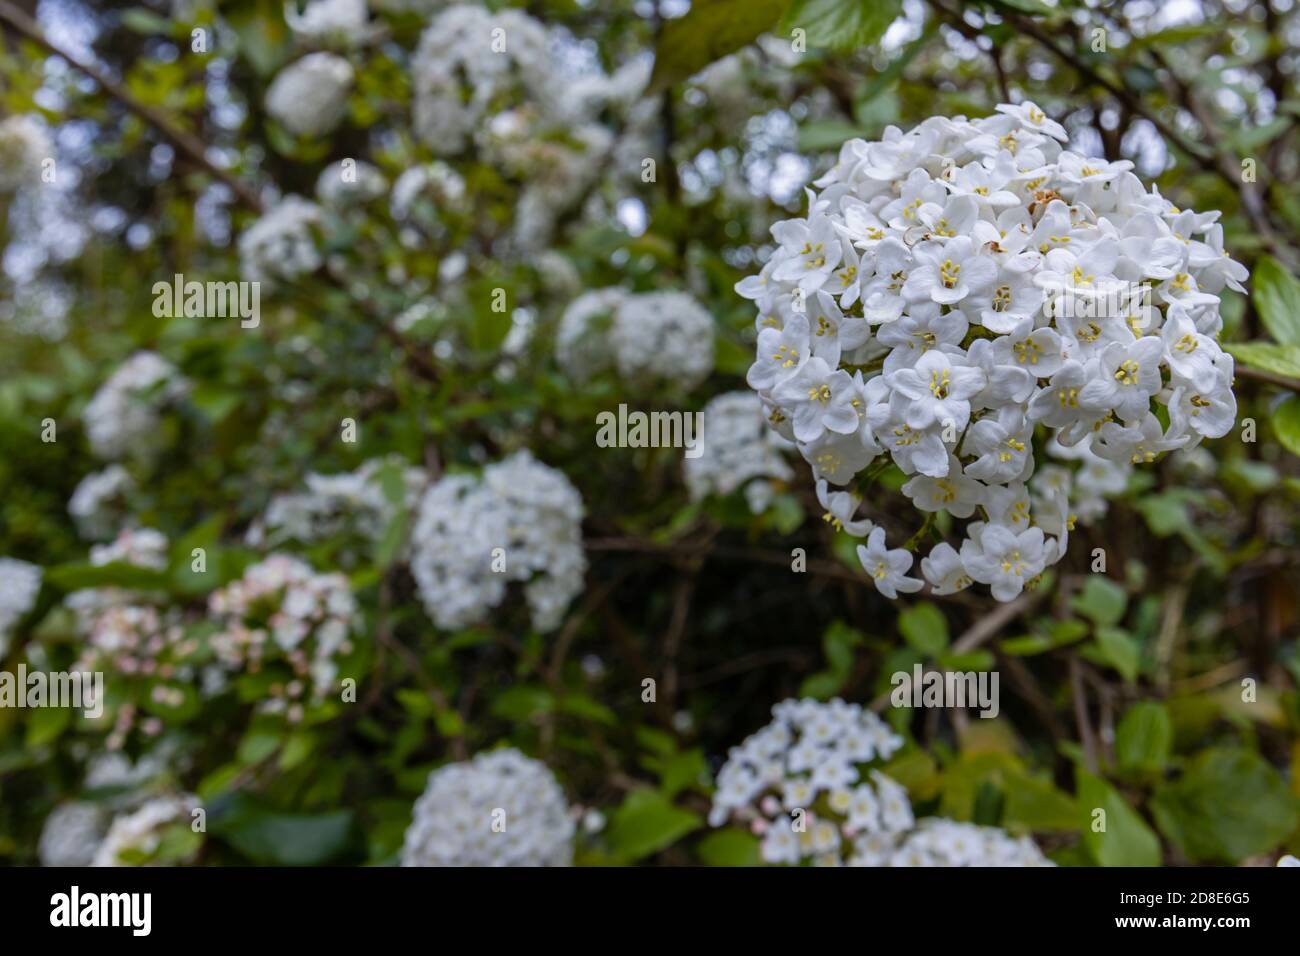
0, 114, 51, 192
961, 522, 1048, 601
709, 698, 908, 863
265, 52, 354, 137
238, 195, 323, 283
815, 479, 873, 536
315, 159, 386, 206
285, 0, 371, 46
83, 352, 189, 461
401, 749, 573, 866
556, 288, 627, 382
856, 527, 923, 599
92, 794, 202, 866
771, 356, 861, 443
610, 292, 715, 391
0, 557, 42, 657
39, 802, 107, 867
410, 451, 585, 632
884, 349, 985, 432
686, 393, 794, 509
68, 466, 135, 541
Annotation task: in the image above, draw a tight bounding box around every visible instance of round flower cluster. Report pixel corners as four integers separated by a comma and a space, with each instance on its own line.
557, 288, 716, 391
410, 5, 644, 249
39, 801, 108, 867
316, 159, 387, 208
410, 450, 585, 633
207, 554, 358, 718
875, 817, 1053, 867
248, 456, 427, 558
0, 556, 42, 656
0, 114, 50, 192
265, 52, 355, 138
83, 351, 189, 461
92, 793, 203, 867
739, 102, 1245, 602
238, 195, 324, 284
401, 748, 574, 867
710, 698, 1053, 867
709, 698, 914, 865
684, 391, 794, 513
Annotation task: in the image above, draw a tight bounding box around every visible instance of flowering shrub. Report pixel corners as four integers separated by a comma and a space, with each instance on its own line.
0, 0, 1298, 873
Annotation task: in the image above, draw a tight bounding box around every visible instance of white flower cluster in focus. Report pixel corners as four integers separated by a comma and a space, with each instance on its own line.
0, 114, 51, 192
265, 52, 355, 137
684, 391, 794, 513
83, 352, 190, 461
92, 793, 202, 867
238, 195, 324, 283
740, 102, 1245, 602
207, 554, 358, 719
0, 557, 42, 657
410, 451, 585, 632
401, 748, 574, 866
557, 288, 716, 391
709, 697, 914, 865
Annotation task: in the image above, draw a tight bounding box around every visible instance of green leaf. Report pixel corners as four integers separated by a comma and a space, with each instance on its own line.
780, 0, 902, 52
696, 829, 760, 866
798, 119, 867, 152
648, 0, 789, 93
210, 797, 359, 866
1086, 626, 1141, 682
898, 603, 948, 655
1077, 768, 1162, 867
1003, 773, 1078, 831
1252, 255, 1300, 346
25, 705, 71, 748
490, 685, 554, 722
605, 789, 702, 863
1115, 702, 1172, 773
1151, 748, 1299, 864
1273, 397, 1300, 457
1071, 576, 1127, 627
45, 561, 170, 593
1225, 341, 1300, 378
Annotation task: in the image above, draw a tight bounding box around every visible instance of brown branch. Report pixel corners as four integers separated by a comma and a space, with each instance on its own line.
0, 0, 264, 213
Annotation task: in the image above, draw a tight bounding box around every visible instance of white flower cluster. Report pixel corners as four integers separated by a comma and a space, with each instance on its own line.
68, 465, 135, 540
557, 288, 716, 391
238, 195, 324, 284
67, 525, 169, 626
401, 748, 574, 867
710, 698, 1052, 867
0, 114, 50, 192
0, 557, 42, 657
410, 5, 644, 249
265, 52, 354, 137
684, 391, 794, 513
83, 351, 189, 461
285, 0, 372, 46
248, 456, 427, 555
92, 793, 202, 867
410, 451, 585, 632
709, 697, 914, 865
316, 158, 387, 207
740, 102, 1245, 602
39, 801, 108, 867
207, 554, 358, 718
876, 817, 1053, 867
